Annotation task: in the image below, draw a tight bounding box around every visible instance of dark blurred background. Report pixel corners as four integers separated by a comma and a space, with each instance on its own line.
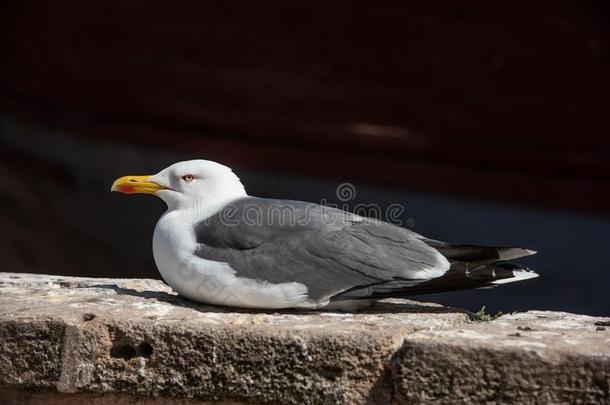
1, 1, 609, 315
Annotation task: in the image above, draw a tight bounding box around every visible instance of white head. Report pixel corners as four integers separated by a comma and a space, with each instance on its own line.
111, 159, 248, 211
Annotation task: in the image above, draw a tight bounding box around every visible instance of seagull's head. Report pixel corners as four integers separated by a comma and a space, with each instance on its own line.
111, 159, 247, 211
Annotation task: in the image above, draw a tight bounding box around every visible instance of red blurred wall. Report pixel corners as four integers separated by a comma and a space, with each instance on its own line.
1, 1, 609, 213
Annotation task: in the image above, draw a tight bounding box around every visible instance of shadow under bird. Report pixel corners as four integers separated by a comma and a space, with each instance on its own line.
111, 160, 539, 311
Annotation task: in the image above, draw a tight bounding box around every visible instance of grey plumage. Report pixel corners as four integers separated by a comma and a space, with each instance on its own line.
195, 197, 449, 302
195, 197, 536, 303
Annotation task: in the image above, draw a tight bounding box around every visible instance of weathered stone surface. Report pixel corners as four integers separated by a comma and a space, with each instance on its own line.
0, 273, 608, 404
394, 312, 610, 404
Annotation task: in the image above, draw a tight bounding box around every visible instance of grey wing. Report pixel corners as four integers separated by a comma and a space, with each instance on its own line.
194, 198, 449, 302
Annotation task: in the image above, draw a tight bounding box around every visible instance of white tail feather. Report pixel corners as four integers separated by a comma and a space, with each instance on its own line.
491, 269, 539, 285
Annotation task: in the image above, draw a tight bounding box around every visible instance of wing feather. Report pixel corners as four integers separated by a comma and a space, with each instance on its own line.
194, 197, 449, 302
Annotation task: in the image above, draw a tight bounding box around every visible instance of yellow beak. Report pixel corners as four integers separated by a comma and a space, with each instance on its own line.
110, 175, 166, 195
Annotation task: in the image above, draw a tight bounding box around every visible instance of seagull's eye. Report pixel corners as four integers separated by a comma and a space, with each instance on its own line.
181, 174, 195, 182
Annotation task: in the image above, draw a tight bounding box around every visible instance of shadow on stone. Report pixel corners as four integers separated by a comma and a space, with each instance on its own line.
90, 283, 470, 316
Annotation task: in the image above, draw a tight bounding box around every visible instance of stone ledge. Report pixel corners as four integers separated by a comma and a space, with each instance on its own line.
0, 273, 608, 404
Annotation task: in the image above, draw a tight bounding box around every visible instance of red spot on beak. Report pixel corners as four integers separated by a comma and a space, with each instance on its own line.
118, 185, 135, 193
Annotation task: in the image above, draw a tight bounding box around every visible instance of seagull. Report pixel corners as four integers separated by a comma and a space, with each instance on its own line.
111, 159, 539, 310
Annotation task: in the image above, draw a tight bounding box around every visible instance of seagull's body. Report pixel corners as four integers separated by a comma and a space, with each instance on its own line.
112, 160, 539, 310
